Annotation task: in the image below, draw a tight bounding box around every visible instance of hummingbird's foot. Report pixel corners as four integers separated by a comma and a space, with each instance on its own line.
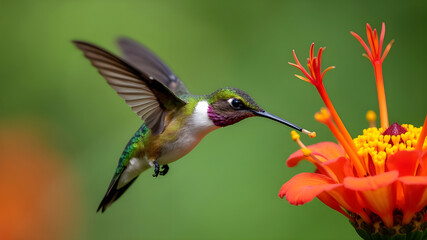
152, 160, 160, 177
159, 164, 169, 176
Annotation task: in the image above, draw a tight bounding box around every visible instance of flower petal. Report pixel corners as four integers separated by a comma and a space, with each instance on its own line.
327, 185, 372, 223
344, 171, 399, 227
386, 150, 421, 176
279, 172, 338, 205
323, 156, 354, 182
398, 176, 427, 224
344, 170, 398, 191
416, 151, 427, 176
317, 192, 351, 219
287, 142, 345, 167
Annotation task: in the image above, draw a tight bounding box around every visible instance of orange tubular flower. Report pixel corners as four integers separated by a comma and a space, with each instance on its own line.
351, 23, 394, 129
280, 23, 427, 240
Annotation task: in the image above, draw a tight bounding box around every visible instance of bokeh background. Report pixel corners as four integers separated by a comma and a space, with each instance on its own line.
1, 0, 426, 239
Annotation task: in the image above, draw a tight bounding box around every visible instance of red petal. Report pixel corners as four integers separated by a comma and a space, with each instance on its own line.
379, 22, 385, 58
279, 172, 338, 205
366, 23, 377, 58
344, 171, 398, 191
309, 43, 314, 63
351, 31, 373, 61
286, 142, 344, 167
327, 185, 372, 223
291, 50, 313, 83
386, 150, 421, 176
399, 176, 427, 224
344, 171, 399, 227
323, 156, 354, 182
317, 192, 351, 219
416, 151, 427, 176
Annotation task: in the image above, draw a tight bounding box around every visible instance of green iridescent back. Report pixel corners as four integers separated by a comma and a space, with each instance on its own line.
109, 124, 149, 185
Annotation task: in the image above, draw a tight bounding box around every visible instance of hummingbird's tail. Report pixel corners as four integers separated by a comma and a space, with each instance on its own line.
97, 124, 150, 212
97, 176, 138, 213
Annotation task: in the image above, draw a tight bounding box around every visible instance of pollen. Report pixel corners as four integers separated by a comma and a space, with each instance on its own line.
301, 148, 312, 157
314, 108, 330, 124
291, 131, 300, 141
366, 110, 377, 128
353, 123, 425, 175
366, 110, 377, 122
290, 130, 307, 149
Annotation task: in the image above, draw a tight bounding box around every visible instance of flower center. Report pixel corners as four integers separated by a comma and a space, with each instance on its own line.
382, 122, 407, 136
353, 123, 424, 175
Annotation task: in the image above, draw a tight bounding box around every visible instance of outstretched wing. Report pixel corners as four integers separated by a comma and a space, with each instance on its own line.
73, 41, 186, 135
117, 37, 190, 96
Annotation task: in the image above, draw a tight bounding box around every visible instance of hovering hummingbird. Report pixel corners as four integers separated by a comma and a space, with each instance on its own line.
73, 38, 314, 212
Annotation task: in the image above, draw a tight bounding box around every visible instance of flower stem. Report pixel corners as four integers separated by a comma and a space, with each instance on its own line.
373, 63, 389, 129
317, 85, 358, 153
323, 118, 367, 177
416, 115, 427, 150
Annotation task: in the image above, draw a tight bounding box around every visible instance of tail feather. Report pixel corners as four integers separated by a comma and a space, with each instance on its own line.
97, 176, 138, 213
97, 124, 150, 212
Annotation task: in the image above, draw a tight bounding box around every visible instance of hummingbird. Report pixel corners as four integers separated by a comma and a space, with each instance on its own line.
73, 38, 314, 212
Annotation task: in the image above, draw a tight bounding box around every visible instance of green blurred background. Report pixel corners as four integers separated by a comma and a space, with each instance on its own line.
1, 0, 426, 239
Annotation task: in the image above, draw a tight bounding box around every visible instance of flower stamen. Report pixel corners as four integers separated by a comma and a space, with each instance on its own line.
366, 110, 377, 128
290, 130, 339, 182
315, 108, 367, 176
291, 130, 306, 148
353, 124, 422, 176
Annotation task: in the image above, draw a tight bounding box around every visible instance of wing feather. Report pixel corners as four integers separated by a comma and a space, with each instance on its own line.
117, 37, 190, 96
73, 40, 186, 135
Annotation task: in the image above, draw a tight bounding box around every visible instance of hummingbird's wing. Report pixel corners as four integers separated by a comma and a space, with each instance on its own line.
116, 37, 190, 97
73, 41, 186, 135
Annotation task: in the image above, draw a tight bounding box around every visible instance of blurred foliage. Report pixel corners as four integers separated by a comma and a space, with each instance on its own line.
1, 0, 426, 239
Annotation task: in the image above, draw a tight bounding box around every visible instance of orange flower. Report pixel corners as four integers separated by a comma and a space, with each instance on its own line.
280, 23, 427, 239
0, 124, 81, 240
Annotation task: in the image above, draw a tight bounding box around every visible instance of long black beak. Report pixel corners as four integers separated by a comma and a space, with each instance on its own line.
252, 110, 314, 136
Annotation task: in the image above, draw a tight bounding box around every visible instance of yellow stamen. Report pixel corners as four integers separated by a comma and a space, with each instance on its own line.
314, 108, 330, 123
291, 130, 300, 142
366, 110, 377, 128
289, 131, 339, 182
302, 129, 316, 138
290, 131, 307, 149
301, 148, 312, 157
353, 124, 423, 175
391, 135, 400, 146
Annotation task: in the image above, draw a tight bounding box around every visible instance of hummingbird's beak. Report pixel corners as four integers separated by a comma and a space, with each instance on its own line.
251, 110, 315, 137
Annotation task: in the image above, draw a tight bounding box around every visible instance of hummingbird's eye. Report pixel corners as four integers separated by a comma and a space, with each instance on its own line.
228, 98, 245, 110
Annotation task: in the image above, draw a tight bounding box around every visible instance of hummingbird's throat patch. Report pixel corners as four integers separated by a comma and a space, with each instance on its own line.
207, 105, 249, 127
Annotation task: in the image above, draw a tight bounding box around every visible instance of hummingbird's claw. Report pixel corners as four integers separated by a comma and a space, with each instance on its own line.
160, 164, 169, 176
152, 160, 160, 177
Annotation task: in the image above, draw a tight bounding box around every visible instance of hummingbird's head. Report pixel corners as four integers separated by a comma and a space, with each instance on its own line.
206, 88, 306, 133
206, 88, 261, 127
